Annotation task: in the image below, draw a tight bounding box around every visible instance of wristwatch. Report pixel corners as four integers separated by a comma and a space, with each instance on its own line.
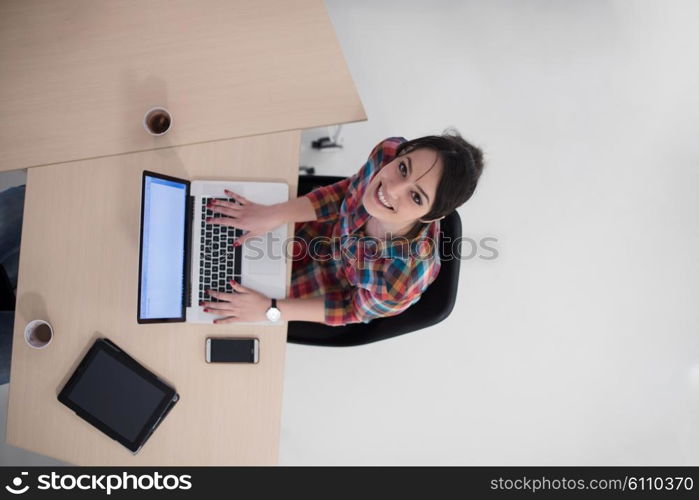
265, 298, 281, 322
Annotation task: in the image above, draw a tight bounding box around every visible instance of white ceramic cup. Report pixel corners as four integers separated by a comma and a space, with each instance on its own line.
143, 107, 173, 136
24, 320, 53, 349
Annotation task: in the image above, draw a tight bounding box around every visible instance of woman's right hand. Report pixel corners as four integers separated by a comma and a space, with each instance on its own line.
206, 189, 284, 246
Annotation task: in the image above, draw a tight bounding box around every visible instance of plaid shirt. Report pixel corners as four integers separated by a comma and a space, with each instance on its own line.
289, 137, 442, 326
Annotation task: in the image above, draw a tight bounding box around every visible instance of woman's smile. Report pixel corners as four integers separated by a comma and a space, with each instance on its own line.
375, 182, 394, 211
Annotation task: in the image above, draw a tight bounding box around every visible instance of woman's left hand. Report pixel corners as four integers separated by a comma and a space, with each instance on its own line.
201, 280, 270, 323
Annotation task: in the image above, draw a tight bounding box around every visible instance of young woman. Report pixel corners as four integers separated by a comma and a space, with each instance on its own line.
201, 130, 484, 325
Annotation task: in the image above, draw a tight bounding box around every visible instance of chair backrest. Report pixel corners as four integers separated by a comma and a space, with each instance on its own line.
287, 175, 462, 347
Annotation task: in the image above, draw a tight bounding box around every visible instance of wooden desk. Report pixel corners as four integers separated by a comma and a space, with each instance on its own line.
0, 0, 366, 172
6, 131, 299, 465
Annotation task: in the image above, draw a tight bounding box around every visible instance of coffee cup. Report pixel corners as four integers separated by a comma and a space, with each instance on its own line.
143, 107, 173, 136
24, 320, 53, 349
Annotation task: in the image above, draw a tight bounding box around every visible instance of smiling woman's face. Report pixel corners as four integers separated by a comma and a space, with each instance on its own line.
362, 147, 443, 228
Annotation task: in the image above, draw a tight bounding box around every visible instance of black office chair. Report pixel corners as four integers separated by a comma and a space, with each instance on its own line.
287, 175, 462, 347
0, 265, 15, 311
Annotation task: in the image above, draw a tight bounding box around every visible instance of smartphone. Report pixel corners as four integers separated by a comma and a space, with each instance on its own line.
206, 338, 259, 364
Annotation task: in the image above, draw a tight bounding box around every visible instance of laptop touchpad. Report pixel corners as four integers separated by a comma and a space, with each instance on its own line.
242, 230, 285, 275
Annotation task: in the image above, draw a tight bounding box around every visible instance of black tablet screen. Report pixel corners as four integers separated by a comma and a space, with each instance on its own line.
66, 350, 167, 442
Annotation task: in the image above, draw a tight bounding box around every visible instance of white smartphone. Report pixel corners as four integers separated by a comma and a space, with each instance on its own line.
206, 338, 259, 364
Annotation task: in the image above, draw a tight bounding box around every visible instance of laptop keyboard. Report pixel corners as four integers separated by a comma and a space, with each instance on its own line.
199, 197, 243, 303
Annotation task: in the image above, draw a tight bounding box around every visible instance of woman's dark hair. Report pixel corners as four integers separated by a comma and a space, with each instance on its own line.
396, 127, 485, 221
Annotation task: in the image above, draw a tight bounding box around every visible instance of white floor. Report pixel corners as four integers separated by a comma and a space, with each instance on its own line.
0, 169, 26, 192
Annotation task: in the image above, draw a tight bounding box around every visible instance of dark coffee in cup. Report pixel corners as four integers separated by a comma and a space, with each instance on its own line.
24, 319, 54, 349
143, 107, 173, 136
33, 324, 52, 344
146, 111, 171, 134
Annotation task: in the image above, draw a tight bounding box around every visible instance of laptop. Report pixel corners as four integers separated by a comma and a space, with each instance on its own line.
137, 170, 288, 324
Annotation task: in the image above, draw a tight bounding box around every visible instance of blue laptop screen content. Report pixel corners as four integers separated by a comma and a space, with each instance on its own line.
140, 176, 187, 320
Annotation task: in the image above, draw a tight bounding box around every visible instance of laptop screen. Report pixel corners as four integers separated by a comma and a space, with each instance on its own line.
138, 172, 190, 322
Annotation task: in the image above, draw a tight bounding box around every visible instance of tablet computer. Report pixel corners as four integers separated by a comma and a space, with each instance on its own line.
58, 338, 179, 454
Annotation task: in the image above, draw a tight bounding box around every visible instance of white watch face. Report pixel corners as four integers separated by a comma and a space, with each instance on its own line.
266, 307, 281, 322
